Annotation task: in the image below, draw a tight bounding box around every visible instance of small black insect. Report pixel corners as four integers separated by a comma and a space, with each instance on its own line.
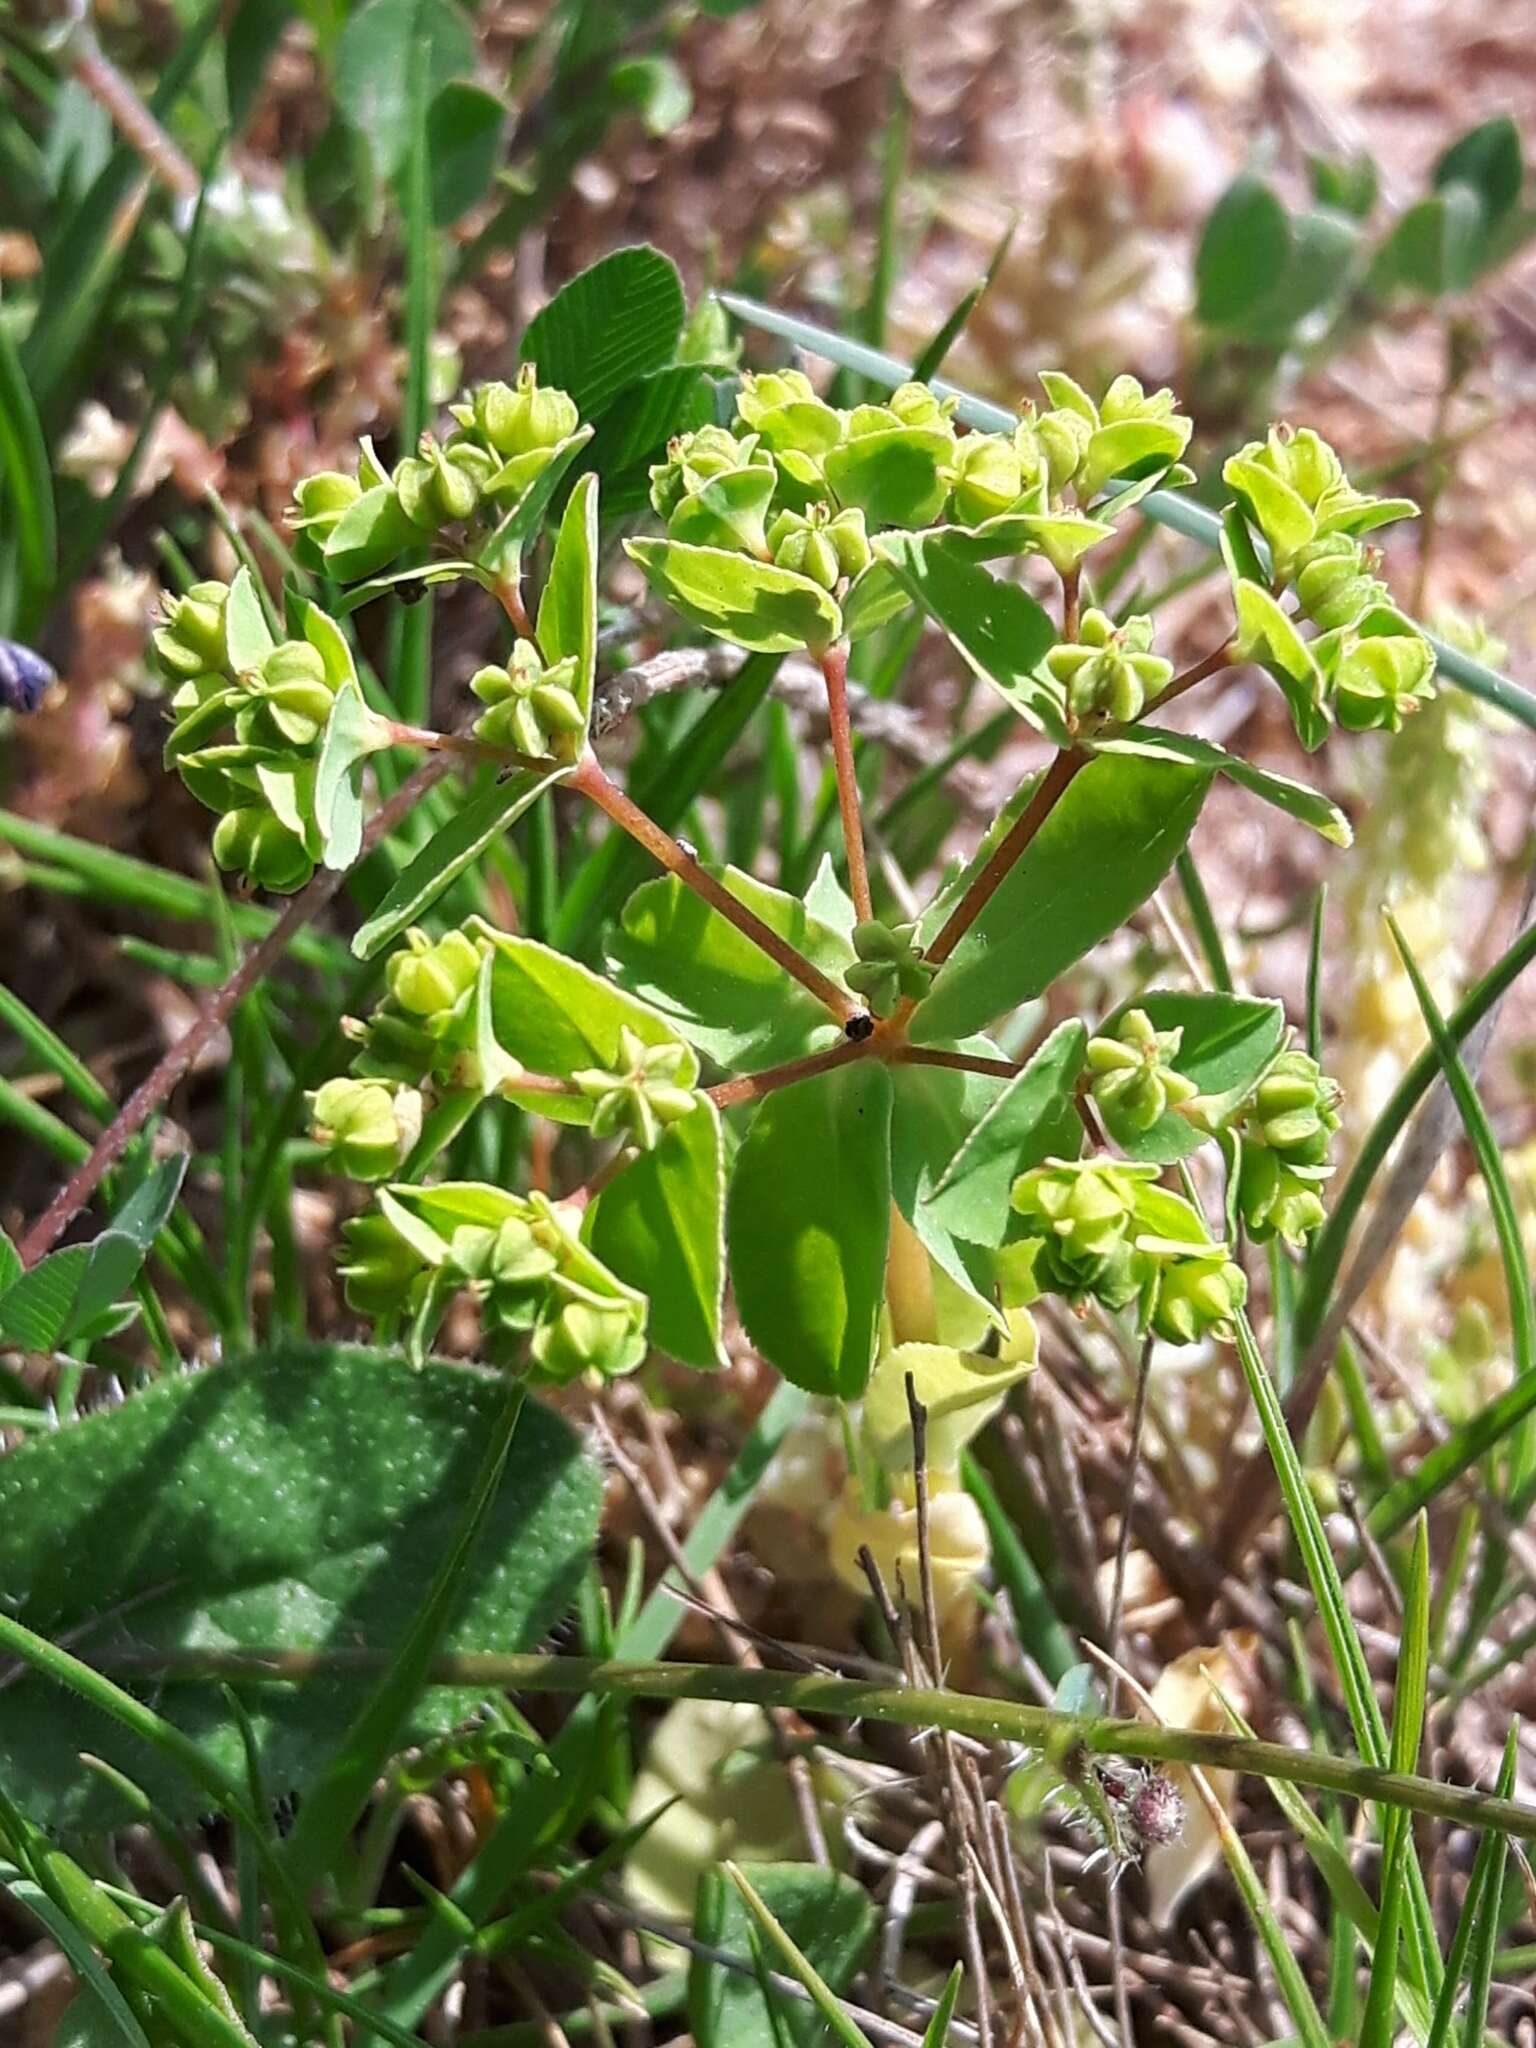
0, 639, 55, 715
844, 1011, 876, 1042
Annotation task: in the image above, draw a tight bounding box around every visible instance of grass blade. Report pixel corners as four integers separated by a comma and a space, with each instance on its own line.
1387, 908, 1536, 1489
0, 305, 56, 625
1426, 1728, 1519, 2048
1359, 1515, 1431, 2048
722, 1863, 874, 2048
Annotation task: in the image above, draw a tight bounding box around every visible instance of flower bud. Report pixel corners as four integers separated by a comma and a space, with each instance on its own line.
387, 926, 482, 1018
946, 432, 1024, 525
240, 638, 336, 746
1087, 1008, 1198, 1137
458, 366, 579, 460
289, 472, 362, 556
211, 806, 314, 892
1009, 1158, 1153, 1310
770, 516, 841, 590
310, 1076, 422, 1181
532, 1295, 648, 1383
1325, 619, 1437, 733
1292, 534, 1388, 632
1045, 609, 1172, 726
395, 436, 492, 529
1035, 409, 1090, 493
572, 1027, 698, 1151
339, 1211, 428, 1317
735, 368, 843, 463
649, 426, 777, 556
1233, 1049, 1341, 1245
471, 642, 586, 758
844, 917, 933, 1017
153, 582, 231, 679
1148, 1250, 1247, 1345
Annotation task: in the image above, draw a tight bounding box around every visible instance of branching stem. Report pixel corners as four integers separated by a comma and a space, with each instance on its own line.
570, 752, 859, 1024
707, 1037, 868, 1110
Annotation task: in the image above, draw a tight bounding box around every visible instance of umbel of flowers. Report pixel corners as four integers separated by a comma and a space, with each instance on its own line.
150, 317, 1430, 1433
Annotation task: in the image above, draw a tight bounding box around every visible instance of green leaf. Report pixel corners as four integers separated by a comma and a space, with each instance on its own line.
888, 1049, 1011, 1317
1098, 728, 1351, 846
475, 424, 594, 583
925, 1020, 1088, 1245
624, 538, 842, 656
608, 55, 693, 136
577, 363, 714, 509
334, 0, 476, 182
480, 925, 696, 1122
0, 1226, 20, 1295
872, 532, 1068, 743
0, 1232, 145, 1352
1370, 186, 1486, 298
727, 1062, 892, 1397
1424, 1727, 1517, 2048
588, 1100, 727, 1372
822, 425, 952, 529
921, 1965, 965, 2047
536, 472, 599, 729
1359, 1516, 1430, 2048
222, 565, 273, 673
0, 1344, 599, 1833
911, 751, 1212, 1044
694, 1863, 876, 2048
426, 80, 504, 225
520, 245, 685, 419
1097, 989, 1287, 1164
839, 557, 912, 643
1228, 579, 1330, 751
1433, 117, 1522, 228
605, 867, 852, 1071
322, 483, 417, 583
280, 1381, 527, 1892
314, 678, 391, 870
352, 764, 569, 957
1196, 175, 1293, 328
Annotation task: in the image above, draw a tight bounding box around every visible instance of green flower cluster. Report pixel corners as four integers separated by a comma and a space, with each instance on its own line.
470, 640, 586, 761
290, 364, 582, 583
1086, 1008, 1198, 1140
1224, 426, 1435, 737
156, 580, 355, 892
341, 1182, 647, 1381
343, 926, 487, 1090
1233, 1049, 1341, 1245
1009, 1158, 1246, 1345
309, 1077, 423, 1183
845, 919, 933, 1017
1046, 609, 1172, 727
573, 1026, 699, 1150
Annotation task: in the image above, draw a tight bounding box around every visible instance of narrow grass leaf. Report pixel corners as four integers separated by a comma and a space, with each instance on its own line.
721, 1863, 875, 2048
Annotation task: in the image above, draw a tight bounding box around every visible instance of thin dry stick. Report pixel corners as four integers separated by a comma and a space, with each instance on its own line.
17, 752, 456, 1267
819, 643, 874, 924
570, 751, 860, 1023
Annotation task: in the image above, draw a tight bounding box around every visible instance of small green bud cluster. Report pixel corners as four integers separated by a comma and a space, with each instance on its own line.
1233, 1049, 1341, 1245
470, 640, 585, 760
649, 424, 779, 556
1045, 609, 1172, 727
572, 1026, 699, 1150
1224, 427, 1434, 736
845, 919, 933, 1016
343, 926, 486, 1090
309, 1077, 423, 1183
289, 365, 582, 582
1086, 1009, 1198, 1139
1009, 1158, 1246, 1345
340, 1183, 647, 1381
1029, 372, 1194, 506
156, 584, 357, 893
765, 504, 871, 589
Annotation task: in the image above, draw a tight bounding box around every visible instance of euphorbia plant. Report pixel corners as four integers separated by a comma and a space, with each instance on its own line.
147, 298, 1433, 1437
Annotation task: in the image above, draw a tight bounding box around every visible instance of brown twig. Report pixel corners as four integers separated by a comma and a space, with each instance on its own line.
1143, 643, 1237, 720
706, 1037, 869, 1110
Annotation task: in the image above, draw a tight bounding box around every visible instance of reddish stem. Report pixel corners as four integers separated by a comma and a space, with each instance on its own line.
922, 749, 1086, 974
17, 754, 457, 1268
1061, 565, 1081, 642
381, 720, 552, 778
818, 642, 873, 925
570, 753, 859, 1024
1143, 642, 1237, 719
893, 1045, 1022, 1082
707, 1037, 868, 1110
